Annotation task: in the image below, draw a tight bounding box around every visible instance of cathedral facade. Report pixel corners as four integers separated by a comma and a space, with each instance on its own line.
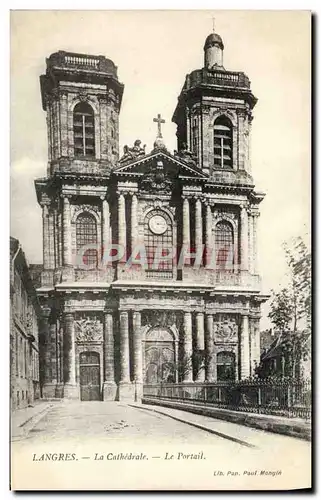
35, 33, 268, 401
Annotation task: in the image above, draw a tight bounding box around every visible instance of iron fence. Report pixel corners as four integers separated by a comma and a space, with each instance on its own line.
143, 379, 311, 420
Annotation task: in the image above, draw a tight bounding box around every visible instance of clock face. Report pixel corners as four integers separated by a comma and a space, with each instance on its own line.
149, 215, 168, 235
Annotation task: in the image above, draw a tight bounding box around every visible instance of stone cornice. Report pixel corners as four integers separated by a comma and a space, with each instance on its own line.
114, 150, 208, 179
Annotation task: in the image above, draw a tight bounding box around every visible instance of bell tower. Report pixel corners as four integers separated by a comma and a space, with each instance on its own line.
172, 32, 257, 180
40, 51, 124, 176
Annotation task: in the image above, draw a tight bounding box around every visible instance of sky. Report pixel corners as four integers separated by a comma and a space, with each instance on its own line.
10, 10, 311, 328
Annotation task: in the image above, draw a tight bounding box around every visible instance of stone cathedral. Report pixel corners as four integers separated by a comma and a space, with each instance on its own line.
35, 32, 268, 401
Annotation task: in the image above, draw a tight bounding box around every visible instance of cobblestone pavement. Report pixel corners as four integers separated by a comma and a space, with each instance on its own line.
14, 401, 242, 447
13, 401, 312, 453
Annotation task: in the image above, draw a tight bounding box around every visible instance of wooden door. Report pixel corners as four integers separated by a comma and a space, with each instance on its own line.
79, 352, 101, 401
145, 343, 175, 383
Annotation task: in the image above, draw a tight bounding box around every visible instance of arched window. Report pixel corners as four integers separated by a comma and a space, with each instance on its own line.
214, 116, 233, 169
73, 102, 95, 158
76, 212, 98, 268
215, 221, 234, 270
217, 351, 236, 381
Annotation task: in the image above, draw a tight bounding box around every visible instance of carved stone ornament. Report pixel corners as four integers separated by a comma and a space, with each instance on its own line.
174, 142, 197, 165
78, 90, 88, 102
214, 319, 238, 342
140, 161, 172, 193
143, 310, 177, 329
119, 139, 146, 164
75, 318, 103, 342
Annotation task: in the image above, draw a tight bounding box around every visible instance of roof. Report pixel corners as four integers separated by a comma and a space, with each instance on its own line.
204, 33, 224, 51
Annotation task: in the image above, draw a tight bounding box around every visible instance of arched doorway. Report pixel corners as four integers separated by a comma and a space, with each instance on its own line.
217, 351, 236, 381
144, 327, 176, 384
79, 351, 101, 401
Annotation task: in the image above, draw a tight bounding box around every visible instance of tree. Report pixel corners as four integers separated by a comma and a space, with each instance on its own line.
265, 236, 311, 379
283, 237, 311, 331
268, 288, 295, 332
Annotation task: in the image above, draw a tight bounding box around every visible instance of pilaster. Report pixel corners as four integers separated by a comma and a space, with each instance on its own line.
63, 312, 79, 399
182, 197, 190, 265
182, 312, 193, 382
103, 310, 116, 401
240, 205, 249, 272
205, 313, 215, 382
195, 198, 203, 264
119, 310, 133, 400
195, 312, 205, 382
240, 313, 250, 379
118, 192, 127, 263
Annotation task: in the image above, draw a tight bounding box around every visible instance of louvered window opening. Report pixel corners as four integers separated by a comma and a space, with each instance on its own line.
73, 102, 95, 158
214, 117, 233, 169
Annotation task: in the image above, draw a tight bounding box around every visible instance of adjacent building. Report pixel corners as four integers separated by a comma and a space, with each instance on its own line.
35, 31, 268, 402
10, 237, 41, 409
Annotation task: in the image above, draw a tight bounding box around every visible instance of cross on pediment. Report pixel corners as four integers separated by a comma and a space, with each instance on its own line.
153, 113, 165, 138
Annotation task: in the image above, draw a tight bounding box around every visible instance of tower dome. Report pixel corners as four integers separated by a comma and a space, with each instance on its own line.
204, 32, 224, 70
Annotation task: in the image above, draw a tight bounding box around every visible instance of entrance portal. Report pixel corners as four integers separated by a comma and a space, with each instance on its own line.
79, 352, 101, 401
144, 327, 176, 384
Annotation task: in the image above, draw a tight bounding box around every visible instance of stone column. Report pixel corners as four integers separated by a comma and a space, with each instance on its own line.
48, 210, 55, 270
102, 199, 110, 254
131, 194, 138, 253
133, 311, 143, 400
42, 308, 56, 398
42, 204, 50, 269
205, 314, 215, 382
250, 317, 261, 375
195, 312, 205, 382
248, 213, 254, 274
103, 310, 116, 400
195, 199, 203, 265
240, 205, 249, 272
183, 312, 193, 383
60, 93, 68, 157
62, 197, 72, 266
119, 311, 132, 400
240, 314, 250, 379
238, 110, 246, 171
63, 312, 78, 399
205, 204, 213, 267
197, 113, 202, 168
99, 97, 108, 160
118, 193, 127, 263
182, 197, 190, 265
186, 108, 191, 150
49, 320, 58, 384
253, 214, 258, 274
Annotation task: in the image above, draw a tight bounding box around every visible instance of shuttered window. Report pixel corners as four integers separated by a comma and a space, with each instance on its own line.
73, 102, 95, 158
214, 116, 233, 169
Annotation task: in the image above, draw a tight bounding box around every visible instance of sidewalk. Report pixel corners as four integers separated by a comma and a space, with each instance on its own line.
11, 400, 56, 440
142, 397, 311, 441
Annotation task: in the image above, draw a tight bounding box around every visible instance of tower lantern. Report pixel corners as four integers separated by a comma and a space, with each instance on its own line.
204, 32, 225, 70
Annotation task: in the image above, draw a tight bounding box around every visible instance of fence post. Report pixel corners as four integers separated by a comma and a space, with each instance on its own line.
204, 386, 207, 405
218, 387, 222, 403
287, 383, 292, 418
258, 387, 262, 414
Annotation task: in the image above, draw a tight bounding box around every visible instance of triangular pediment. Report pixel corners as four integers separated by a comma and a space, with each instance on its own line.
113, 150, 208, 180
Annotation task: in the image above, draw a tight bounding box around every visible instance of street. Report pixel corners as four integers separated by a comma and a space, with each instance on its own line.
12, 401, 311, 450
11, 401, 311, 490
